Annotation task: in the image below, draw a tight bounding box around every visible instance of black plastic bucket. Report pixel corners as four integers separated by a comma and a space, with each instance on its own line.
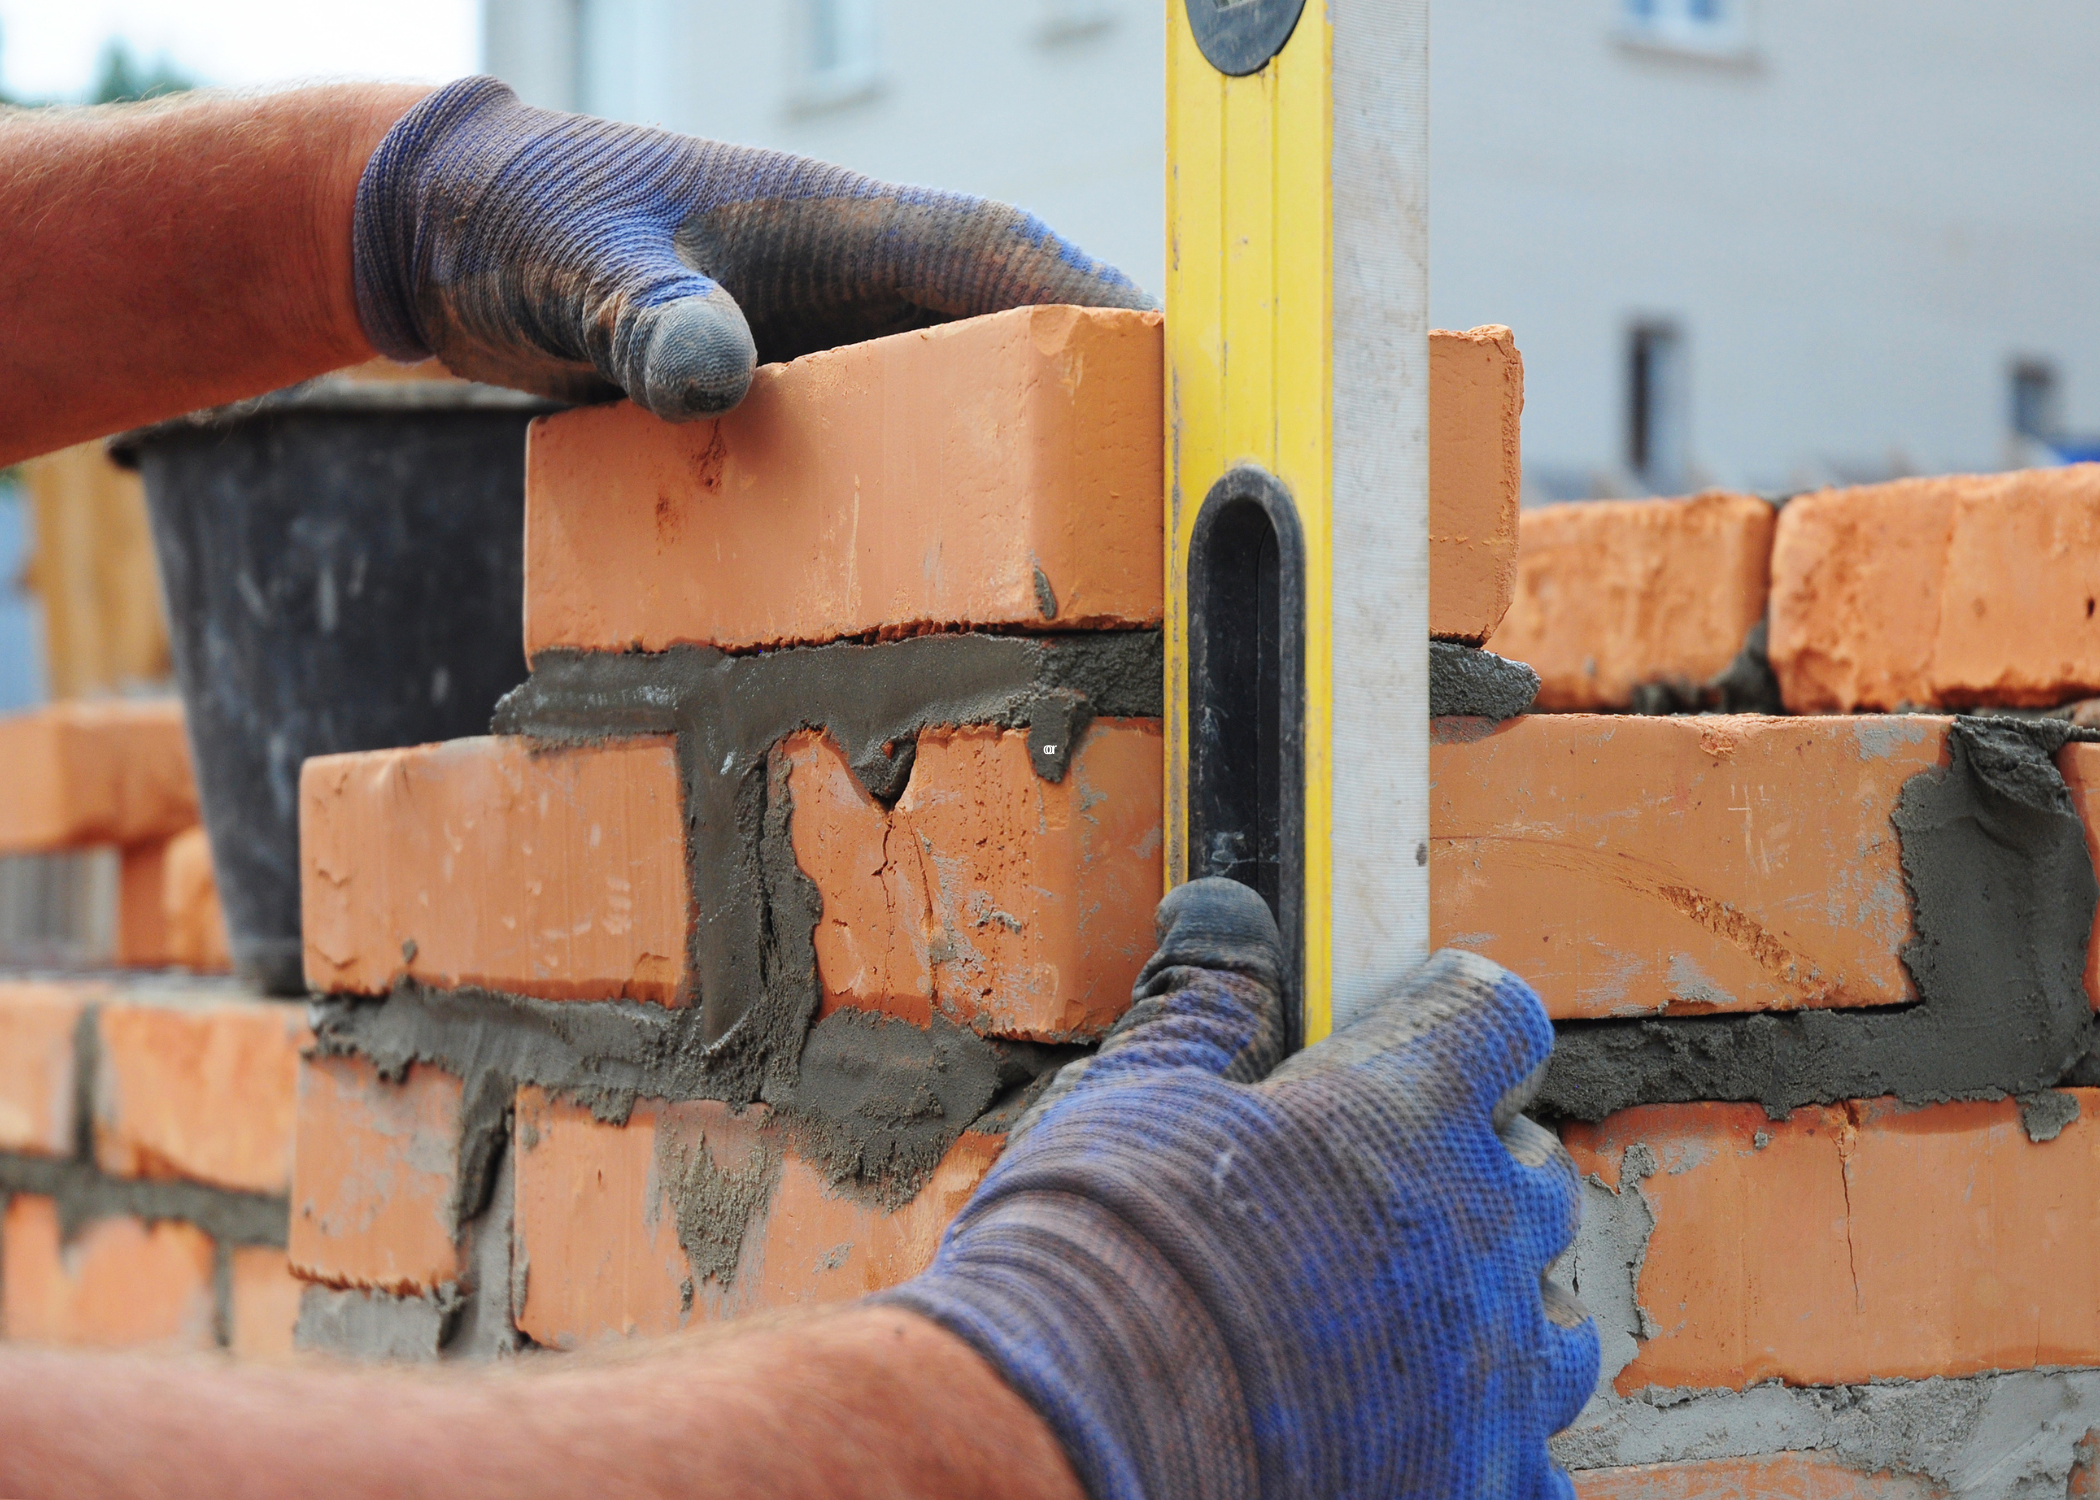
116, 377, 557, 994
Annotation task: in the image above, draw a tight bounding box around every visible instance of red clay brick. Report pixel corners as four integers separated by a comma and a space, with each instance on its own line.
1573, 1454, 1936, 1499
115, 838, 171, 968
1429, 325, 1524, 645
288, 1054, 465, 1294
1431, 714, 1942, 1018
301, 736, 688, 1004
227, 1246, 304, 1359
0, 699, 196, 853
1564, 1091, 2100, 1392
525, 306, 1164, 658
785, 720, 1161, 1041
1770, 465, 2100, 712
1492, 492, 1774, 710
512, 1086, 1000, 1348
92, 993, 309, 1195
161, 825, 230, 972
1, 1197, 216, 1350
0, 980, 94, 1156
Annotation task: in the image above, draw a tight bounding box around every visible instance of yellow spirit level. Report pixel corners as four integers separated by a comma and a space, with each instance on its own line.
1164, 0, 1432, 1046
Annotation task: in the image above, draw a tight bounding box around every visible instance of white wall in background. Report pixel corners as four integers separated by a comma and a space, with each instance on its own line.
482, 0, 2100, 499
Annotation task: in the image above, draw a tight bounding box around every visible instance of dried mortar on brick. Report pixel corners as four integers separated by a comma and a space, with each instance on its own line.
492, 630, 1162, 1080
1539, 717, 2099, 1119
1428, 641, 1539, 722
654, 1113, 780, 1291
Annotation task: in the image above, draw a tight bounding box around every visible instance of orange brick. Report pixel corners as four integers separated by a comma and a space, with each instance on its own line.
1431, 714, 1942, 1018
1564, 1091, 2100, 1391
92, 993, 309, 1195
288, 1054, 464, 1294
301, 736, 688, 1004
1770, 465, 2100, 712
227, 1246, 304, 1359
0, 1198, 216, 1350
513, 1087, 1000, 1348
1573, 1454, 1936, 1499
1429, 325, 1524, 644
525, 306, 1164, 657
0, 980, 94, 1156
0, 699, 196, 853
161, 825, 231, 972
115, 837, 170, 968
785, 721, 1160, 1040
1492, 492, 1774, 711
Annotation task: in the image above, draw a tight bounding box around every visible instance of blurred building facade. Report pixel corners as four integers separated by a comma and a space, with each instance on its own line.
483, 0, 2100, 499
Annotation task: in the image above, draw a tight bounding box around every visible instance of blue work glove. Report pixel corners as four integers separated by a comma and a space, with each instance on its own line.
352, 77, 1152, 418
880, 878, 1597, 1500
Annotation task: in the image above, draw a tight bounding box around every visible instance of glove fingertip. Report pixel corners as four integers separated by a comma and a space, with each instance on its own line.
631, 290, 758, 420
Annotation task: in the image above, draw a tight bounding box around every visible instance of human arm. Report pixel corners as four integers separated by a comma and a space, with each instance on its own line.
0, 86, 426, 465
0, 76, 1149, 467
0, 1303, 1084, 1500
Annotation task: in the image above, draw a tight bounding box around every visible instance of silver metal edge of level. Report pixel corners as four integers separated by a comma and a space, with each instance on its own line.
1327, 0, 1432, 1029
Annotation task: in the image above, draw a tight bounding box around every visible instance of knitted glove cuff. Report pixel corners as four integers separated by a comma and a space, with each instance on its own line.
350, 76, 520, 362
875, 1191, 1256, 1500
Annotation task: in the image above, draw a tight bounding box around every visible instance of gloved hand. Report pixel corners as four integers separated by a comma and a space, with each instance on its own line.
351, 77, 1153, 419
880, 878, 1597, 1500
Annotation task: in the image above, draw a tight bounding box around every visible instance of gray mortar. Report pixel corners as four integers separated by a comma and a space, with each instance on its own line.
0, 1152, 286, 1246
447, 1139, 523, 1358
2017, 1090, 2081, 1143
1626, 617, 1785, 717
310, 984, 1070, 1200
1558, 1143, 2100, 1495
1538, 717, 2100, 1119
1428, 641, 1539, 722
655, 1114, 780, 1290
491, 631, 1162, 1080
295, 1283, 459, 1361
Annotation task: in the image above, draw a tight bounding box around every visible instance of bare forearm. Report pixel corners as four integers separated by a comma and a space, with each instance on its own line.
0, 84, 427, 464
0, 1306, 1084, 1500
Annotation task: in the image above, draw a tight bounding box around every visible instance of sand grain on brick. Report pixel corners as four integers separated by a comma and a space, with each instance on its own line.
301, 736, 688, 1004
785, 720, 1161, 1040
1493, 492, 1773, 711
1, 1197, 216, 1350
1565, 1091, 2100, 1390
1771, 465, 2100, 711
92, 995, 309, 1196
288, 1055, 465, 1295
1432, 714, 1940, 1018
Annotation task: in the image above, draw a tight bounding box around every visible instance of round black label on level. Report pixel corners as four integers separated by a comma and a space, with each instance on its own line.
1185, 0, 1307, 77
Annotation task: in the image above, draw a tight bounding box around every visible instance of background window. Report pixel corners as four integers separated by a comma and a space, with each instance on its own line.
1620, 0, 1751, 58
1628, 321, 1690, 493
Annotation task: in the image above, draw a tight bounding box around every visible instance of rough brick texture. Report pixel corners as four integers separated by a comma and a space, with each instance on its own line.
1770, 465, 2100, 712
1572, 1455, 1934, 1498
512, 1087, 1000, 1347
1564, 1092, 2100, 1391
93, 994, 308, 1195
301, 736, 688, 1004
227, 1246, 304, 1359
1428, 325, 1524, 644
115, 838, 171, 968
162, 825, 231, 972
1493, 492, 1774, 711
1, 1197, 216, 1350
0, 699, 196, 852
1431, 714, 1940, 1018
0, 980, 92, 1156
785, 721, 1161, 1040
525, 306, 1164, 657
288, 1054, 466, 1294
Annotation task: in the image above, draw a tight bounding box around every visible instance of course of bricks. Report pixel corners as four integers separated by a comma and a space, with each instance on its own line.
283, 305, 1533, 1359
0, 977, 303, 1355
